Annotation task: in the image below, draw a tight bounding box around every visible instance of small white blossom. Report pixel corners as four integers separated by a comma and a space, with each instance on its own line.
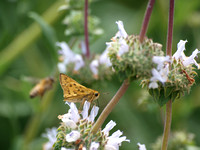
102, 120, 116, 136
137, 143, 147, 150
149, 56, 170, 89
183, 49, 200, 68
99, 45, 112, 67
105, 130, 130, 150
74, 55, 85, 71
66, 130, 80, 142
173, 40, 187, 60
57, 42, 85, 72
90, 142, 99, 150
116, 21, 128, 38
118, 38, 129, 56
58, 62, 67, 73
42, 127, 57, 150
59, 113, 77, 129
153, 56, 170, 70
90, 59, 99, 75
173, 40, 200, 68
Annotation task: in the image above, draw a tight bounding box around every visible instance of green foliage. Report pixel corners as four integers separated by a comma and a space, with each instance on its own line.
0, 0, 200, 150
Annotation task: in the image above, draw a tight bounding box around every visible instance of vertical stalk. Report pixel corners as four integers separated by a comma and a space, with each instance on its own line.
91, 0, 155, 134
139, 0, 155, 42
91, 80, 129, 133
166, 0, 174, 56
161, 0, 174, 150
84, 0, 90, 58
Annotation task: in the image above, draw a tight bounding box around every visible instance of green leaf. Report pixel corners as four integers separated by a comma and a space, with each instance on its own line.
29, 12, 58, 63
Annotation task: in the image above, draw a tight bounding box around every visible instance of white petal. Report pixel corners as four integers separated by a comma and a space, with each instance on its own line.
137, 143, 147, 150
116, 21, 128, 38
66, 130, 80, 142
88, 106, 99, 122
42, 127, 57, 150
149, 81, 158, 89
104, 144, 117, 150
57, 42, 75, 59
58, 62, 66, 73
152, 56, 170, 70
173, 40, 187, 60
90, 59, 99, 75
99, 46, 112, 67
81, 101, 90, 120
70, 103, 80, 123
74, 55, 84, 71
118, 39, 129, 56
81, 40, 86, 55
90, 142, 99, 150
151, 68, 167, 83
64, 119, 77, 129
183, 49, 200, 68
102, 120, 116, 136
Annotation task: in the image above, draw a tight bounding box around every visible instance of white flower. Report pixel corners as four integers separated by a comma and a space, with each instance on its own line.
116, 21, 128, 38
105, 130, 130, 150
57, 42, 85, 72
58, 62, 67, 73
58, 113, 77, 129
183, 49, 200, 68
102, 120, 116, 136
149, 56, 170, 89
74, 55, 85, 71
42, 127, 57, 150
90, 142, 99, 150
152, 56, 170, 70
137, 143, 147, 150
90, 59, 99, 75
118, 38, 129, 56
173, 40, 200, 68
99, 45, 112, 67
66, 130, 80, 142
173, 40, 187, 60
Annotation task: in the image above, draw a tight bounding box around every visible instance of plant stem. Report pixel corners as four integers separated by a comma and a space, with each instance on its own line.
161, 100, 172, 150
91, 79, 129, 133
84, 0, 90, 58
162, 0, 174, 150
139, 0, 155, 42
166, 0, 174, 56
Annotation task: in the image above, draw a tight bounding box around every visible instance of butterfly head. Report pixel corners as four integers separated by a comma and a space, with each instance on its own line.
93, 91, 100, 100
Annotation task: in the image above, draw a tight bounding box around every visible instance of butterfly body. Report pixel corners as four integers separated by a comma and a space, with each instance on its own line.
59, 73, 100, 104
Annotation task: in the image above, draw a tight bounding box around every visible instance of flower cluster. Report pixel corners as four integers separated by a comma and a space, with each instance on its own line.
142, 40, 200, 106
42, 101, 129, 150
59, 0, 103, 39
108, 21, 164, 82
57, 41, 113, 82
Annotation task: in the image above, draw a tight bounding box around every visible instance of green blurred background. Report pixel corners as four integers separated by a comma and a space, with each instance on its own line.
1, 0, 200, 149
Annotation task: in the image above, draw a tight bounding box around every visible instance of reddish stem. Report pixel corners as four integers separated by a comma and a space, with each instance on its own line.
166, 0, 174, 56
84, 0, 90, 58
139, 0, 155, 42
